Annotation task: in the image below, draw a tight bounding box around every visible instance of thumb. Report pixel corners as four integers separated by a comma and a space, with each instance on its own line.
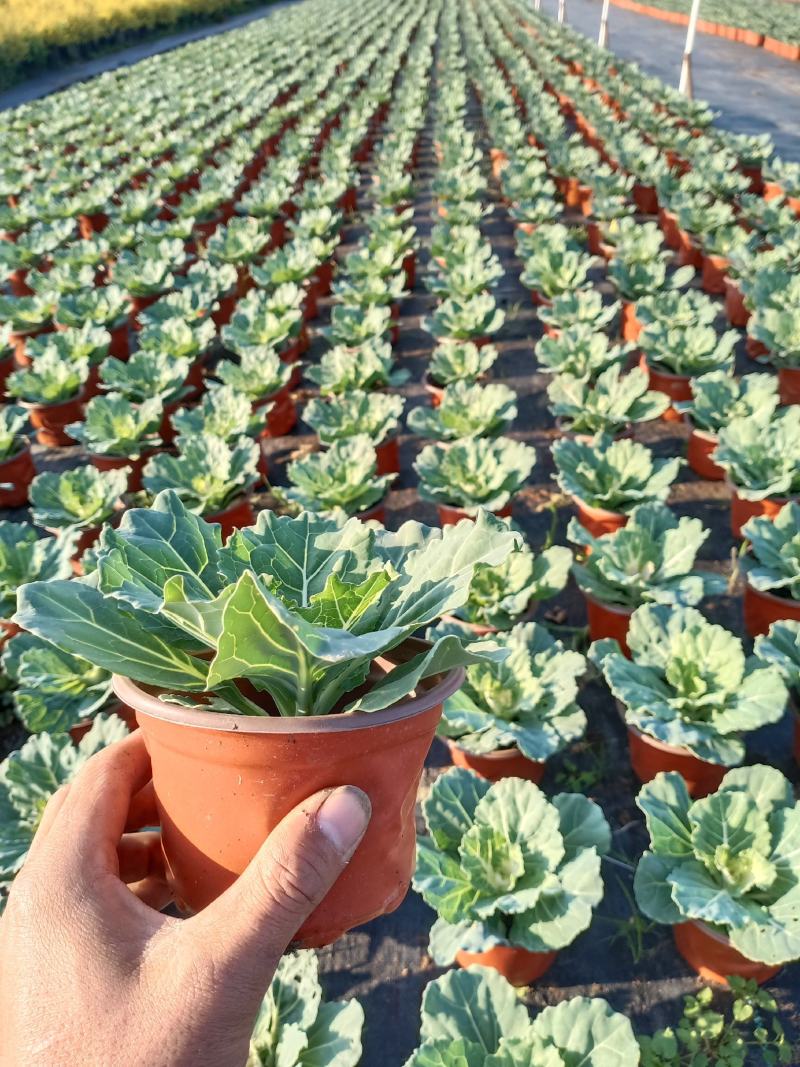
185, 785, 370, 1000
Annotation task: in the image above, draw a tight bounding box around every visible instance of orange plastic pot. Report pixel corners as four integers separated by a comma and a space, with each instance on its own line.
255, 385, 296, 438
90, 450, 159, 494
211, 290, 237, 329
0, 442, 35, 506
620, 302, 642, 342
446, 740, 545, 783
729, 485, 792, 539
745, 336, 768, 361
77, 211, 109, 239
455, 944, 557, 986
424, 375, 445, 407
68, 525, 103, 575
676, 229, 703, 269
24, 390, 86, 447
743, 582, 800, 638
356, 499, 387, 524
281, 326, 309, 364
129, 292, 160, 327
763, 182, 784, 203
724, 277, 749, 327
659, 208, 681, 250
204, 497, 255, 541
0, 355, 13, 400
112, 640, 461, 947
375, 436, 400, 476
778, 367, 800, 406
573, 497, 628, 539
555, 176, 582, 209
701, 254, 729, 295
627, 725, 727, 797
633, 182, 658, 215
584, 593, 633, 656
687, 426, 723, 480
640, 356, 691, 421
673, 922, 781, 986
438, 502, 513, 527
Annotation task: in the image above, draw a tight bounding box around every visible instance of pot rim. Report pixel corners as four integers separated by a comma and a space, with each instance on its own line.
639, 353, 691, 383
573, 494, 626, 522
686, 419, 717, 442
744, 578, 800, 610
583, 590, 635, 617
0, 437, 31, 465
724, 476, 793, 505
113, 639, 465, 734
446, 738, 541, 765
626, 717, 733, 766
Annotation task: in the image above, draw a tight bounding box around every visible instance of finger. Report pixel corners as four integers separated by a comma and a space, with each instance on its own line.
117, 831, 166, 885
49, 732, 152, 877
126, 875, 174, 912
126, 781, 159, 831
186, 786, 370, 1005
24, 785, 71, 864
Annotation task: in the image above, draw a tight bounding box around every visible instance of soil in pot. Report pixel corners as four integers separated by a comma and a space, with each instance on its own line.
455, 944, 557, 986
573, 497, 628, 539
627, 724, 727, 797
584, 592, 633, 656
778, 367, 800, 406
446, 740, 545, 783
639, 355, 691, 421
743, 582, 800, 638
438, 502, 513, 527
729, 486, 792, 539
375, 436, 400, 476
673, 922, 782, 986
204, 497, 255, 540
0, 441, 35, 506
687, 425, 724, 480
25, 391, 86, 447
112, 639, 462, 948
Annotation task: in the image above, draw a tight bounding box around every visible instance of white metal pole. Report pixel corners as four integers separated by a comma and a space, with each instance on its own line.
679, 0, 702, 97
534, 0, 542, 10
558, 0, 566, 23
598, 0, 611, 46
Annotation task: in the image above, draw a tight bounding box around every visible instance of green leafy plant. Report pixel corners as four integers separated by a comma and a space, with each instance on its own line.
0, 715, 129, 911
324, 303, 392, 347
303, 391, 404, 448
15, 492, 516, 717
282, 436, 393, 517
406, 966, 640, 1066
1, 632, 115, 734
171, 385, 262, 442
675, 372, 779, 434
68, 393, 162, 457
415, 437, 536, 514
549, 364, 669, 436
247, 950, 363, 1067
536, 327, 631, 381
99, 351, 191, 405
414, 767, 610, 963
7, 351, 88, 405
29, 467, 127, 532
569, 503, 726, 609
537, 290, 620, 334
0, 294, 54, 334
409, 381, 517, 441
143, 434, 259, 515
222, 286, 304, 353
749, 305, 800, 370
306, 339, 409, 395
591, 604, 787, 765
428, 340, 500, 387
0, 522, 76, 619
56, 284, 129, 331
714, 409, 800, 501
214, 348, 292, 403
639, 322, 738, 377
741, 501, 800, 602
423, 293, 505, 342
754, 621, 800, 695
436, 621, 587, 761
608, 224, 694, 302
634, 766, 800, 966
206, 216, 269, 266
138, 315, 216, 362
553, 436, 681, 513
0, 405, 29, 460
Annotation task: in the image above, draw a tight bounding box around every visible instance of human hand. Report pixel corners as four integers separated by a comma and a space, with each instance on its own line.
0, 730, 371, 1067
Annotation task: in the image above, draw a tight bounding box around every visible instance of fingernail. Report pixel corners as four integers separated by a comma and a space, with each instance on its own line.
317, 786, 371, 861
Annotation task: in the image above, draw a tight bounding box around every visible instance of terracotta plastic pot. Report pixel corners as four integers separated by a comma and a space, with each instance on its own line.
633, 182, 658, 215
687, 425, 723, 480
403, 252, 416, 291
745, 336, 768, 361
701, 254, 729, 295
455, 944, 557, 986
763, 182, 784, 203
627, 724, 727, 797
68, 525, 103, 574
204, 496, 255, 541
315, 259, 334, 297
0, 441, 35, 506
423, 374, 445, 407
437, 502, 513, 527
255, 385, 296, 438
212, 290, 237, 329
659, 208, 681, 250
530, 290, 553, 309
673, 922, 781, 986
743, 582, 800, 638
620, 301, 642, 342
729, 485, 792, 539
112, 639, 462, 947
375, 436, 400, 476
677, 230, 703, 269
89, 451, 157, 494
639, 355, 691, 421
446, 740, 545, 783
724, 277, 749, 328
0, 355, 13, 400
778, 366, 800, 406
356, 499, 386, 525
129, 292, 160, 326
25, 390, 86, 447
573, 497, 628, 539
281, 326, 309, 364
77, 211, 109, 239
584, 592, 633, 656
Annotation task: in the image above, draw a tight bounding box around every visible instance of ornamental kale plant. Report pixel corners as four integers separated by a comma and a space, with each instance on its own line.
436, 622, 587, 762
742, 502, 800, 602
26, 323, 110, 368
591, 604, 787, 765
552, 436, 681, 514
675, 372, 779, 435
569, 504, 726, 610
222, 286, 304, 353
415, 437, 536, 513
56, 285, 129, 331
427, 340, 500, 387
99, 352, 192, 405
634, 766, 800, 966
0, 715, 129, 912
29, 467, 127, 532
406, 967, 639, 1067
171, 386, 262, 442
413, 768, 610, 963
306, 340, 409, 395
324, 304, 392, 347
548, 364, 669, 436
7, 352, 88, 405
303, 391, 404, 448
639, 322, 738, 377
755, 621, 800, 694
15, 492, 516, 717
537, 290, 620, 334
0, 522, 76, 619
0, 405, 28, 461
1, 633, 115, 734
282, 437, 393, 517
423, 293, 505, 342
536, 327, 630, 382
214, 348, 292, 403
714, 409, 800, 501
247, 950, 363, 1067
68, 394, 162, 457
408, 381, 517, 441
143, 434, 260, 515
